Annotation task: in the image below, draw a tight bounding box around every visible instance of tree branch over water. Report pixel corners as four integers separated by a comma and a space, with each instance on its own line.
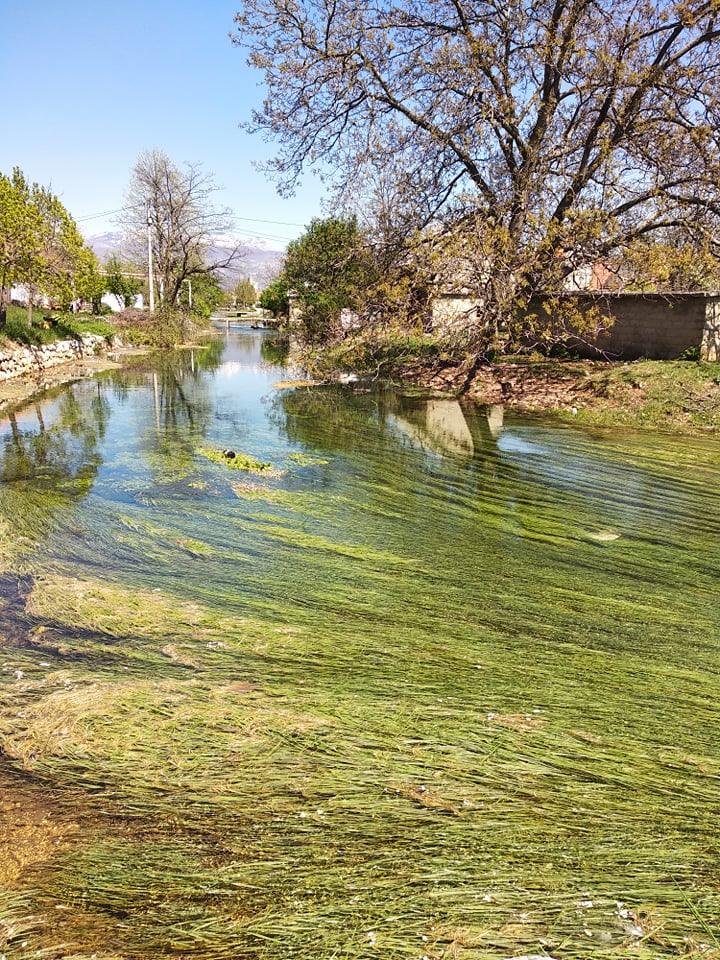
234, 0, 720, 347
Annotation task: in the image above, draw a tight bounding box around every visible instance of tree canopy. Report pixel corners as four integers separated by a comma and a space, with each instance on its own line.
123, 150, 244, 307
0, 167, 102, 319
235, 0, 720, 347
258, 276, 290, 317
280, 217, 377, 341
233, 277, 258, 308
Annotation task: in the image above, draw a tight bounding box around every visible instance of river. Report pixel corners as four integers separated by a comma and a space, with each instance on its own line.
1, 327, 719, 959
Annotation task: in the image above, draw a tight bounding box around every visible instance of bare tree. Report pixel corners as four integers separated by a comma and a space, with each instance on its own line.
123, 150, 244, 306
234, 0, 720, 346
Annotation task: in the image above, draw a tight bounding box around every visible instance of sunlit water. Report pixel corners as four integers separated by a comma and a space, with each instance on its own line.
1, 329, 719, 959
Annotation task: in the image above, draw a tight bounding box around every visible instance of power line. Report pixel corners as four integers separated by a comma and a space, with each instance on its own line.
234, 227, 294, 243
76, 208, 306, 229
76, 207, 124, 222
235, 215, 306, 227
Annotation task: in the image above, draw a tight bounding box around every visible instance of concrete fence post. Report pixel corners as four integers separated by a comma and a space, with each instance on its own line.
287, 290, 303, 358
700, 298, 720, 361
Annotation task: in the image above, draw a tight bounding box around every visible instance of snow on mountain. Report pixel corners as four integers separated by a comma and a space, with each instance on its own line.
84, 231, 285, 290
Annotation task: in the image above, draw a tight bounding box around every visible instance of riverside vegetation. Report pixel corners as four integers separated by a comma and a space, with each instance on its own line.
300, 329, 720, 433
0, 329, 719, 959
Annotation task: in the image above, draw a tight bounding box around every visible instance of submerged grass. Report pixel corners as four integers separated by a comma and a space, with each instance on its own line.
1, 333, 720, 959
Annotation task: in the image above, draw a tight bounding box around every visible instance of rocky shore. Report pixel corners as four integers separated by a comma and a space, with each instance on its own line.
0, 334, 109, 382
0, 335, 147, 413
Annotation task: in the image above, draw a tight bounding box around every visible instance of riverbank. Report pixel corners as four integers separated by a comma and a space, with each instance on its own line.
0, 340, 151, 414
301, 334, 720, 432
422, 357, 720, 432
0, 306, 219, 414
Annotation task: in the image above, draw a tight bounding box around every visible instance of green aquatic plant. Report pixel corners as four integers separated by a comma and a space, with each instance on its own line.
196, 445, 275, 473
1, 331, 720, 959
288, 451, 330, 466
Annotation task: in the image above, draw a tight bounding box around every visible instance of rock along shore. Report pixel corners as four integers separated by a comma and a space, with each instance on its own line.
0, 334, 148, 414
0, 334, 109, 382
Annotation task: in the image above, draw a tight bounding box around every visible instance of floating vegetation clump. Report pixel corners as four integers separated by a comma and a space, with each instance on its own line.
272, 378, 321, 389
288, 451, 330, 466
1, 330, 720, 959
196, 445, 276, 474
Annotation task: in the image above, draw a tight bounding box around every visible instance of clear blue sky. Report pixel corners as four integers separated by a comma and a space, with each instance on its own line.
0, 0, 326, 247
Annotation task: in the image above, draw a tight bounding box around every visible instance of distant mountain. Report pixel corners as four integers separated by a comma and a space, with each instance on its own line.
84, 231, 285, 290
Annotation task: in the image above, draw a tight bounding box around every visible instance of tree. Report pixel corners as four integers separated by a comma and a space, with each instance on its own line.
281, 217, 377, 341
0, 167, 101, 322
0, 169, 44, 321
123, 150, 244, 307
233, 277, 257, 309
75, 247, 107, 314
185, 271, 225, 320
258, 275, 290, 317
105, 255, 143, 308
33, 186, 101, 312
235, 0, 720, 352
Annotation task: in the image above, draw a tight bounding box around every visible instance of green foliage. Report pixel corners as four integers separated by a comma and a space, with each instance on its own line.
283, 217, 377, 342
232, 276, 257, 309
185, 271, 224, 321
302, 327, 462, 378
0, 168, 45, 304
105, 255, 143, 309
0, 167, 101, 316
258, 276, 290, 317
153, 306, 191, 348
620, 240, 720, 292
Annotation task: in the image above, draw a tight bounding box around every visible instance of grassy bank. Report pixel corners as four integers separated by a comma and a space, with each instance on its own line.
0, 303, 218, 352
531, 359, 720, 432
302, 330, 720, 433
1, 304, 114, 347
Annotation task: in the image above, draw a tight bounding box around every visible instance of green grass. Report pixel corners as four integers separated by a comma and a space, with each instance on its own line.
1, 304, 114, 347
557, 359, 720, 431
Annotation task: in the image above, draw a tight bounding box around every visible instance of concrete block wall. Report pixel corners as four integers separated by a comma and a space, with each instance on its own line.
537, 292, 716, 360
432, 291, 720, 360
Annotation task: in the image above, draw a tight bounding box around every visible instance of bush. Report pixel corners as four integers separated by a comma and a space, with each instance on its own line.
112, 306, 207, 348
302, 327, 462, 378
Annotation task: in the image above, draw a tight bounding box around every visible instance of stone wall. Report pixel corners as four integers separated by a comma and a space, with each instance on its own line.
0, 334, 110, 382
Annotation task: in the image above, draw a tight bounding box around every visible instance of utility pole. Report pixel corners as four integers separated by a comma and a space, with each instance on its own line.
146, 202, 155, 313
187, 279, 192, 310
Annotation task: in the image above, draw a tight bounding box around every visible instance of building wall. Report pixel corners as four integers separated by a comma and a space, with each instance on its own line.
431, 295, 479, 335
101, 293, 144, 313
432, 291, 720, 360
533, 293, 714, 360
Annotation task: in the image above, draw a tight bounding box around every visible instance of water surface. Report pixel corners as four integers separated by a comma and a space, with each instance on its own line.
1, 329, 719, 959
